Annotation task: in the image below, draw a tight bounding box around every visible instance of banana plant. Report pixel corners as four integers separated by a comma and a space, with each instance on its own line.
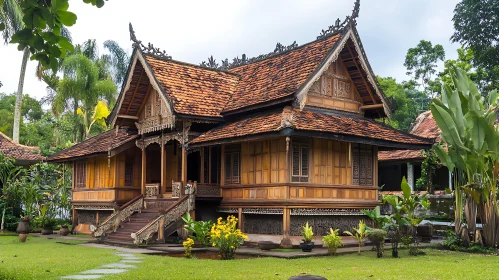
344, 220, 367, 255
430, 67, 499, 247
361, 206, 390, 229
77, 100, 110, 139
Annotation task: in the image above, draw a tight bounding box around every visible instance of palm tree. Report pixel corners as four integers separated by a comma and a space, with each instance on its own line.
54, 53, 116, 142
103, 40, 130, 86
1, 0, 25, 143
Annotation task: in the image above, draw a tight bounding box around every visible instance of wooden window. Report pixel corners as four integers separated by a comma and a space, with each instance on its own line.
125, 157, 134, 187
224, 145, 240, 184
291, 142, 309, 182
75, 161, 87, 188
210, 146, 221, 184
352, 143, 374, 186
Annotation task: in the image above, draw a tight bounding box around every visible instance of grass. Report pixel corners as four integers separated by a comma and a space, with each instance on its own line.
106, 249, 499, 280
0, 235, 120, 280
1, 235, 499, 280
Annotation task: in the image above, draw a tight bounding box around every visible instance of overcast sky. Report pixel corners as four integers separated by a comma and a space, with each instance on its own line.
0, 0, 460, 101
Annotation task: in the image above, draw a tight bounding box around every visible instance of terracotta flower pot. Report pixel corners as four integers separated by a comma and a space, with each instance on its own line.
18, 233, 28, 242
258, 241, 279, 251
59, 226, 70, 236
16, 220, 29, 234
300, 241, 314, 252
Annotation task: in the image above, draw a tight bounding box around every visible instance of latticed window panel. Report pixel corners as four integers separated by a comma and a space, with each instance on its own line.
224, 145, 241, 184
125, 158, 134, 187
292, 143, 309, 183
352, 143, 374, 186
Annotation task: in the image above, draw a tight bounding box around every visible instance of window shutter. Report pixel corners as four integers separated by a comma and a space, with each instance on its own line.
300, 146, 309, 182
232, 152, 240, 184
225, 152, 232, 184
292, 144, 300, 176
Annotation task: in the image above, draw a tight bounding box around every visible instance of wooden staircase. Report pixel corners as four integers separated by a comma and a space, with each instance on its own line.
105, 208, 161, 245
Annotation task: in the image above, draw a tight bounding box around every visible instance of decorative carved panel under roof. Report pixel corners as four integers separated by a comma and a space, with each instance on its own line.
135, 89, 175, 134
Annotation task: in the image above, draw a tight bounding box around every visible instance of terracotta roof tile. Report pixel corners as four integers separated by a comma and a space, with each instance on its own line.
223, 35, 341, 113
409, 110, 441, 140
191, 107, 433, 147
48, 129, 138, 162
378, 149, 423, 162
378, 111, 440, 161
145, 56, 240, 118
0, 132, 44, 162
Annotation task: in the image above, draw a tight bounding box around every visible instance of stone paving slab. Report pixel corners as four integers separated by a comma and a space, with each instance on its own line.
80, 269, 128, 275
61, 275, 103, 279
81, 243, 160, 254
120, 259, 143, 263
31, 233, 96, 242
101, 263, 137, 269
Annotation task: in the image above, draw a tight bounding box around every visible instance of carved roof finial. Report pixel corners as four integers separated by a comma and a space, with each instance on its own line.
317, 0, 361, 40
129, 22, 172, 60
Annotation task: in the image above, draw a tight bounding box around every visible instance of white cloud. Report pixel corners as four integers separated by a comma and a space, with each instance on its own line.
0, 0, 461, 101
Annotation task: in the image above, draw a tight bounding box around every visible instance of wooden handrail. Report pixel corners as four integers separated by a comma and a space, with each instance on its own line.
119, 194, 144, 210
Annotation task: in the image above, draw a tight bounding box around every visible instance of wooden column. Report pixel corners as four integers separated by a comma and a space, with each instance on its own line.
280, 208, 292, 248
141, 148, 146, 196
161, 142, 166, 195
181, 146, 187, 186
238, 207, 244, 231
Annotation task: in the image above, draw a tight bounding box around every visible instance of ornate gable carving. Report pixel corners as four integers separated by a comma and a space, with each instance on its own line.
305, 59, 363, 114
135, 90, 174, 134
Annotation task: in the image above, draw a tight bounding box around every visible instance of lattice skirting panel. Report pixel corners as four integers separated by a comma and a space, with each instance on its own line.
244, 214, 283, 235
77, 210, 96, 225
290, 215, 365, 236
97, 211, 112, 223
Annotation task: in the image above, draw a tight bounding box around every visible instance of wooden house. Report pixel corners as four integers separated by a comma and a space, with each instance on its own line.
378, 111, 451, 192
0, 132, 44, 166
48, 1, 433, 245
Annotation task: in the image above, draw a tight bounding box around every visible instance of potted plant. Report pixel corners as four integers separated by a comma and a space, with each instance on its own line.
258, 241, 279, 251
366, 229, 387, 258
322, 228, 343, 255
16, 215, 30, 242
299, 222, 314, 252
344, 220, 367, 255
36, 205, 56, 235
59, 221, 70, 236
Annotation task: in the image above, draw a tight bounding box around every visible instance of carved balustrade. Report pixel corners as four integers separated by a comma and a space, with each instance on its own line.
92, 195, 143, 238
145, 183, 160, 198
131, 183, 196, 245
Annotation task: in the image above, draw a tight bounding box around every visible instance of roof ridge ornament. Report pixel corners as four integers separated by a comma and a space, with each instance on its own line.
317, 0, 360, 40
200, 41, 299, 70
129, 23, 172, 60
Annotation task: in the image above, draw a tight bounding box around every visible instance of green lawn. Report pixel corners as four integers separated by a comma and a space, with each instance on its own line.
107, 250, 499, 280
0, 236, 120, 280
1, 235, 499, 280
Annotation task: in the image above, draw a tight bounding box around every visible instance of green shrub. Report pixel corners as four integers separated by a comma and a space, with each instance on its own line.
322, 228, 343, 255
366, 229, 387, 258
182, 213, 213, 247
301, 222, 314, 242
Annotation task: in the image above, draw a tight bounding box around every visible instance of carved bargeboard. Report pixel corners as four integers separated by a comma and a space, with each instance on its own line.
136, 90, 174, 134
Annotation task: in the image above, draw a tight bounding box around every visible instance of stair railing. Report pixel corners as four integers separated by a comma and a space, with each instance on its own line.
131, 182, 196, 245
92, 194, 144, 238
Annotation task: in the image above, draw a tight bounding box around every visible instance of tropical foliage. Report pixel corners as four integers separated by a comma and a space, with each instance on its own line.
366, 229, 387, 258
301, 222, 314, 242
182, 213, 213, 247
322, 228, 343, 255
344, 220, 367, 255
430, 67, 499, 248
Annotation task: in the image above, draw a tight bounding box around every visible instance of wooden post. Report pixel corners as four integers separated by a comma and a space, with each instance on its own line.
181, 146, 187, 189
237, 207, 244, 231
280, 208, 293, 248
161, 142, 166, 195
141, 148, 146, 196
220, 144, 225, 187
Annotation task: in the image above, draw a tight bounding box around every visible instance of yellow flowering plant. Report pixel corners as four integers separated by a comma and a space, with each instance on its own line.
182, 237, 194, 258
209, 216, 248, 260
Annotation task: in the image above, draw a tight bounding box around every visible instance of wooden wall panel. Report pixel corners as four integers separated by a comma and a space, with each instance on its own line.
223, 186, 376, 201
240, 139, 286, 186
311, 139, 351, 186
